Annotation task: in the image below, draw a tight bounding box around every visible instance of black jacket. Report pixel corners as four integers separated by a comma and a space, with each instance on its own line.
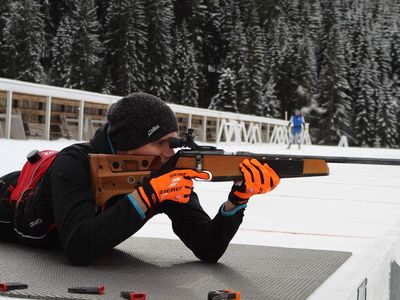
37, 124, 245, 265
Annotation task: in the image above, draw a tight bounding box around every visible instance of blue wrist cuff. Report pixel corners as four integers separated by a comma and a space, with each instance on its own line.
220, 202, 247, 216
127, 194, 146, 220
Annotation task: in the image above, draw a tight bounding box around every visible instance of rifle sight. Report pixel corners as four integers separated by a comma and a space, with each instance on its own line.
169, 128, 197, 149
168, 128, 219, 151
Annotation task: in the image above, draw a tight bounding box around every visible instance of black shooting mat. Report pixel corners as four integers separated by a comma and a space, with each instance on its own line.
0, 237, 351, 300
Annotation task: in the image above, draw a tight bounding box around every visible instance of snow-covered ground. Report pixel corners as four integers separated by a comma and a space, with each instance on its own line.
1, 138, 400, 300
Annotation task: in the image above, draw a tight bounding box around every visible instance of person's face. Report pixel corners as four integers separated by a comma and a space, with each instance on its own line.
117, 131, 178, 164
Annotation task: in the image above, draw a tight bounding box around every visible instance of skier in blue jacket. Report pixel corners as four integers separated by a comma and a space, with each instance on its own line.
287, 109, 305, 149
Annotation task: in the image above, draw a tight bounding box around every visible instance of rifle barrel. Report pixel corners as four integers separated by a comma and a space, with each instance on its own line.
249, 154, 400, 166
310, 156, 400, 166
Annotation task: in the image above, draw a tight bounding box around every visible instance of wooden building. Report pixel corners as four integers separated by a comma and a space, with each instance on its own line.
0, 78, 311, 145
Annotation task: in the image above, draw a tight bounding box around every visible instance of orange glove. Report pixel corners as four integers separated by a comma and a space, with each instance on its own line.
137, 169, 210, 212
228, 159, 280, 206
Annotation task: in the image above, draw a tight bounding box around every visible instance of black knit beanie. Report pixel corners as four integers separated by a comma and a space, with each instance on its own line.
107, 93, 178, 151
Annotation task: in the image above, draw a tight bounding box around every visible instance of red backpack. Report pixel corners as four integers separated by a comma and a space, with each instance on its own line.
0, 150, 58, 243
10, 150, 59, 203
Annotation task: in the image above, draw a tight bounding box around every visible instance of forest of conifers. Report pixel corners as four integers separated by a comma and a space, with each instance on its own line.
0, 0, 399, 146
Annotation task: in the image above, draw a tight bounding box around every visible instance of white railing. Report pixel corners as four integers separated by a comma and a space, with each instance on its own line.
0, 78, 311, 145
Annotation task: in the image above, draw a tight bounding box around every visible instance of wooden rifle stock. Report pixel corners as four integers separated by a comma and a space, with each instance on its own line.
89, 150, 329, 206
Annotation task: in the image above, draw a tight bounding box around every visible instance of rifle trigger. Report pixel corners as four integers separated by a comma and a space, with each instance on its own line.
195, 155, 203, 172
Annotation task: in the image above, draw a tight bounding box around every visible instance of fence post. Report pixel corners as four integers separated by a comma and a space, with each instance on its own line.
78, 100, 84, 140
338, 135, 349, 147
5, 90, 12, 139
44, 96, 52, 140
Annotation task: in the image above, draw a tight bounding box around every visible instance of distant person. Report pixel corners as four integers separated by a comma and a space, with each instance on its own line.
0, 93, 280, 265
287, 109, 305, 149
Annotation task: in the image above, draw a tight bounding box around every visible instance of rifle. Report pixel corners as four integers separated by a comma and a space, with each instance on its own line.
89, 129, 400, 206
89, 129, 328, 206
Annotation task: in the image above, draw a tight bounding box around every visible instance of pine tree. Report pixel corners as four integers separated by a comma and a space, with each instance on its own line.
266, 6, 297, 116
101, 69, 113, 95
302, 0, 328, 143
220, 3, 246, 111
69, 0, 102, 92
240, 6, 265, 115
209, 68, 238, 112
259, 76, 280, 118
254, 0, 280, 30
284, 0, 300, 37
51, 14, 73, 87
307, 0, 323, 47
295, 29, 317, 109
0, 0, 11, 77
345, 1, 363, 104
370, 8, 398, 147
1, 0, 46, 83
95, 0, 112, 34
40, 0, 56, 81
184, 0, 208, 107
219, 0, 237, 57
266, 12, 289, 71
354, 59, 376, 147
171, 22, 199, 107
390, 23, 400, 143
104, 0, 147, 95
47, 0, 76, 25
318, 2, 352, 145
353, 11, 377, 147
170, 25, 184, 105
144, 0, 174, 100
338, 0, 359, 142
375, 77, 398, 148
391, 23, 400, 87
295, 0, 320, 107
